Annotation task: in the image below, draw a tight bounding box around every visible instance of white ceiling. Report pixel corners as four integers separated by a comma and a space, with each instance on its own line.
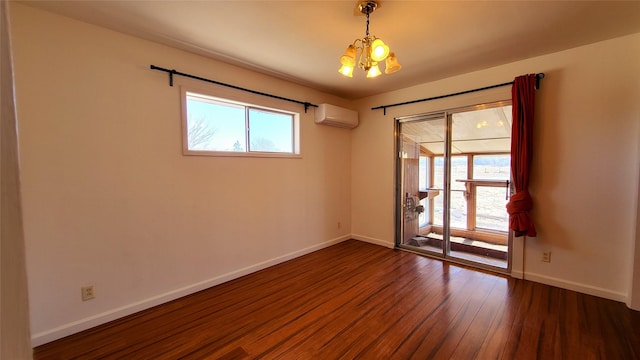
18, 0, 640, 99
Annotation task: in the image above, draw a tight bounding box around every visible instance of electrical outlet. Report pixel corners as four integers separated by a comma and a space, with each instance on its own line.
81, 286, 95, 301
541, 252, 551, 263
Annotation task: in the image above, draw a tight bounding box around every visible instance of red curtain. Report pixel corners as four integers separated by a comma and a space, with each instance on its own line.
506, 74, 537, 237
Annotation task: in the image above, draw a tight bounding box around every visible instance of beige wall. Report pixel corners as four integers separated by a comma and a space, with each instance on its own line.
1, 0, 32, 358
9, 3, 353, 345
352, 33, 640, 304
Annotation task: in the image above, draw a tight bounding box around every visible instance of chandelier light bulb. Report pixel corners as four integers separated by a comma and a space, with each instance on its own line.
366, 62, 382, 78
370, 38, 389, 62
338, 64, 354, 77
340, 45, 357, 67
384, 52, 402, 74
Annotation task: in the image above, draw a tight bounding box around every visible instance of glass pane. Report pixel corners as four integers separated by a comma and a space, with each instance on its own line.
434, 155, 467, 227
433, 156, 444, 227
450, 156, 468, 229
451, 106, 512, 154
433, 194, 443, 226
473, 155, 510, 180
186, 94, 246, 152
248, 109, 293, 153
434, 157, 444, 189
450, 190, 467, 229
476, 187, 509, 231
419, 157, 428, 190
418, 157, 429, 227
449, 106, 511, 269
399, 117, 445, 256
450, 156, 468, 190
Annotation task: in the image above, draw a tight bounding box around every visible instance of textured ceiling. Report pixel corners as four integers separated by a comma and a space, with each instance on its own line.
18, 0, 640, 99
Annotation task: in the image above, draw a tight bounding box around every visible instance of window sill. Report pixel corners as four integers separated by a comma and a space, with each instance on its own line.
183, 150, 302, 159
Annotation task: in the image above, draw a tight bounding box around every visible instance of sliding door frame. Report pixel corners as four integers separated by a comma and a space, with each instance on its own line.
394, 101, 513, 275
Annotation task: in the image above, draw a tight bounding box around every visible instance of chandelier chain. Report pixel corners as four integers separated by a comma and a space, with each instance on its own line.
365, 10, 370, 37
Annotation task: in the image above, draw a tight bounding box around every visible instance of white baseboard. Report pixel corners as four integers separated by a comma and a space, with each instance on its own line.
348, 237, 626, 303
35, 235, 626, 347
511, 270, 524, 279
351, 234, 395, 249
524, 272, 627, 303
31, 235, 351, 347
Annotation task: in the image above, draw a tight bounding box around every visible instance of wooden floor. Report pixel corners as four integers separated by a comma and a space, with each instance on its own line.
34, 240, 640, 359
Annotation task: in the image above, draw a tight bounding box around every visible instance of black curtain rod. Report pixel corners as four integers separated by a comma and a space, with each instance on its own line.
150, 65, 318, 113
372, 73, 545, 115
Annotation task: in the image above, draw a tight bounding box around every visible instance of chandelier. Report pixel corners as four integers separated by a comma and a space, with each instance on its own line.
338, 1, 401, 78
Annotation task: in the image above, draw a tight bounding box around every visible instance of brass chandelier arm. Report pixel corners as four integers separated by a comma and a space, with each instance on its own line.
348, 38, 373, 71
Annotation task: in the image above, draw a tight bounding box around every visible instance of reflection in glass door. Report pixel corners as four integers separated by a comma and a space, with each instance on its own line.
396, 102, 513, 272
397, 113, 446, 256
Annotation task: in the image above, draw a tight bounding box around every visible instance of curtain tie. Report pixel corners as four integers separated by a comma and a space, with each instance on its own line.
506, 190, 533, 215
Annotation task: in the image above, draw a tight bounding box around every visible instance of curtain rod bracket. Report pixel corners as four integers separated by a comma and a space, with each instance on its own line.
169, 69, 176, 87
535, 73, 545, 90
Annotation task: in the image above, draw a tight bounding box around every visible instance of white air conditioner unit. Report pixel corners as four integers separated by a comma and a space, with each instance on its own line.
314, 104, 359, 129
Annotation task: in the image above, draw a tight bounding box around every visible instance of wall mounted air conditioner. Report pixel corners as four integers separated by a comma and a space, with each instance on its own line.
314, 104, 359, 129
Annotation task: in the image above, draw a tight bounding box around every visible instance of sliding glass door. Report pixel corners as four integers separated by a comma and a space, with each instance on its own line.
396, 102, 513, 272
397, 112, 446, 256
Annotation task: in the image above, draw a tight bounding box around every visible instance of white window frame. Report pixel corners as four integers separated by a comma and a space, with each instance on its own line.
180, 87, 301, 158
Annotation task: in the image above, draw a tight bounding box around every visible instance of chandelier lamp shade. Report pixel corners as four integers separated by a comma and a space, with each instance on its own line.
338, 1, 401, 78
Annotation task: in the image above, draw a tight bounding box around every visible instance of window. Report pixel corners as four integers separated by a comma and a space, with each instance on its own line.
182, 90, 300, 157
433, 155, 468, 228
472, 154, 510, 231
418, 156, 430, 227
472, 155, 510, 181
427, 153, 510, 232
